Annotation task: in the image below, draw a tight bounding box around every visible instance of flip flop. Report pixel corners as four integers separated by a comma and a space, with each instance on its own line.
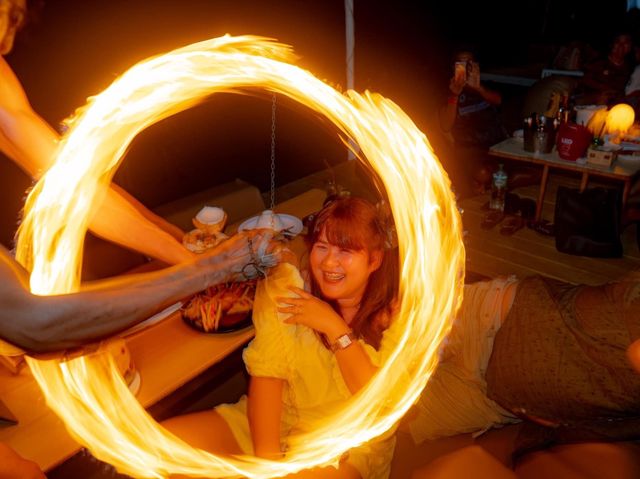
528, 219, 555, 236
518, 198, 536, 221
499, 215, 524, 236
480, 210, 505, 230
504, 193, 521, 215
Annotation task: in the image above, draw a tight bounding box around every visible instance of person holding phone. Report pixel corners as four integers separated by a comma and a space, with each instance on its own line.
438, 48, 506, 199
441, 50, 503, 138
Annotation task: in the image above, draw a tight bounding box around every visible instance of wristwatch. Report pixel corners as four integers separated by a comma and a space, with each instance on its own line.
330, 331, 357, 352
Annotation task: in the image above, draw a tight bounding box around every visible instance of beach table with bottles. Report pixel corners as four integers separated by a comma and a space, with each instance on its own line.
488, 137, 640, 222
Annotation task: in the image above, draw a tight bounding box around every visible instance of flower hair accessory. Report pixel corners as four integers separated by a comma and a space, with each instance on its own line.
376, 200, 397, 250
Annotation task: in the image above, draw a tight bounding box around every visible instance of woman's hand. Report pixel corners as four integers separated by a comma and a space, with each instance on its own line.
277, 286, 348, 340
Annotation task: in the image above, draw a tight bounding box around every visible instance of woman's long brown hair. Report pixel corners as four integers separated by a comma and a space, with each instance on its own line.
307, 196, 399, 349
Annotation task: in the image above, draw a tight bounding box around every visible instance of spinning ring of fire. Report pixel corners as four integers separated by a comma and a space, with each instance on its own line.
16, 35, 464, 478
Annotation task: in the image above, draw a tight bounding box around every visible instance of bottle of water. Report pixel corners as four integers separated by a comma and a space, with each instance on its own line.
490, 164, 508, 212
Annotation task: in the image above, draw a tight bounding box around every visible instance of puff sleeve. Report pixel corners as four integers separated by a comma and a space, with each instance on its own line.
243, 263, 303, 380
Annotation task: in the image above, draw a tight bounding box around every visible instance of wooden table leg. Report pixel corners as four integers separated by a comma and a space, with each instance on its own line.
623, 179, 631, 210
579, 172, 589, 192
535, 165, 549, 222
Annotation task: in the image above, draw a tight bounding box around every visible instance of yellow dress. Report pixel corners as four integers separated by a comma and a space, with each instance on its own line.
216, 263, 397, 479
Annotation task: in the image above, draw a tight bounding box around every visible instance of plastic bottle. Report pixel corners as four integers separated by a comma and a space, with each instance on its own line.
490, 164, 508, 212
523, 113, 535, 151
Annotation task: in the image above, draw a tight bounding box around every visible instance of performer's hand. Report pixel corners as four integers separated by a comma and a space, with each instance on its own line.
197, 230, 280, 282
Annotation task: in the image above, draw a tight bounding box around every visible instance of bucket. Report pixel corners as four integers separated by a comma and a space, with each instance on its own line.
556, 122, 592, 161
532, 130, 555, 153
574, 104, 607, 127
524, 115, 556, 153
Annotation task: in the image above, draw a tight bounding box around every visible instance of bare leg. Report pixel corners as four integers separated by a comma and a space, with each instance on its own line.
281, 462, 360, 479
161, 410, 242, 455
0, 442, 45, 479
411, 446, 517, 479
516, 442, 640, 479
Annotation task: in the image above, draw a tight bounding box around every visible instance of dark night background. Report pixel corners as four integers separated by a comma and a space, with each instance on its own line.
0, 0, 635, 248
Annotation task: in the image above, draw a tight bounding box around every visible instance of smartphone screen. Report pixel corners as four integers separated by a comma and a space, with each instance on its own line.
454, 61, 467, 83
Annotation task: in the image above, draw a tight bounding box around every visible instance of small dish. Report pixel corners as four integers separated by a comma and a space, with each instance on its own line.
238, 211, 303, 237
183, 228, 228, 253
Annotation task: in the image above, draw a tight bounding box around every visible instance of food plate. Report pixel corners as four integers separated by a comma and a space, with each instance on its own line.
181, 281, 256, 334
181, 310, 253, 334
182, 229, 228, 253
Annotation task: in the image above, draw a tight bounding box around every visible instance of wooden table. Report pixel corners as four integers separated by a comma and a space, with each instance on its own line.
489, 138, 640, 222
0, 188, 326, 472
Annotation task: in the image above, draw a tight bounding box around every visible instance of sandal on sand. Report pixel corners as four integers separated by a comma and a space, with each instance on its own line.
480, 210, 505, 230
500, 215, 524, 236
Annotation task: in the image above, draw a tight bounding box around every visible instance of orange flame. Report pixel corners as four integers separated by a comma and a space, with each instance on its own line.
17, 35, 464, 477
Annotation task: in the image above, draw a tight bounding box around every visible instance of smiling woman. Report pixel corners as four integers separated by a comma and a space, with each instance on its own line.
163, 196, 400, 478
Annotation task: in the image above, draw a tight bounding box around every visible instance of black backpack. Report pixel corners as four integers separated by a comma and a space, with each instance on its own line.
554, 186, 623, 258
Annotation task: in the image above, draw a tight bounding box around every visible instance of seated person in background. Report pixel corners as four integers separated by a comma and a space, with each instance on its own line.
624, 64, 640, 97
551, 40, 588, 71
623, 58, 640, 117
438, 48, 507, 198
521, 75, 577, 120
397, 269, 640, 478
162, 197, 401, 478
577, 32, 634, 106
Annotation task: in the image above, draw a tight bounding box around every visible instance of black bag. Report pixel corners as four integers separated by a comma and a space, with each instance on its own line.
554, 186, 623, 257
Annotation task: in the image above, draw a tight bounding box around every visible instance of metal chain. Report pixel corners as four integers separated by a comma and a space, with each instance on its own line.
270, 94, 276, 210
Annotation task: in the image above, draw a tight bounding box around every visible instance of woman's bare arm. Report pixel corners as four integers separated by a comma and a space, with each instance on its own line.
0, 57, 192, 265
248, 376, 285, 458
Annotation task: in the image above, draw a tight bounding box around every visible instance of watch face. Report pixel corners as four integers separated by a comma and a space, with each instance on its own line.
332, 332, 355, 352
337, 335, 352, 348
